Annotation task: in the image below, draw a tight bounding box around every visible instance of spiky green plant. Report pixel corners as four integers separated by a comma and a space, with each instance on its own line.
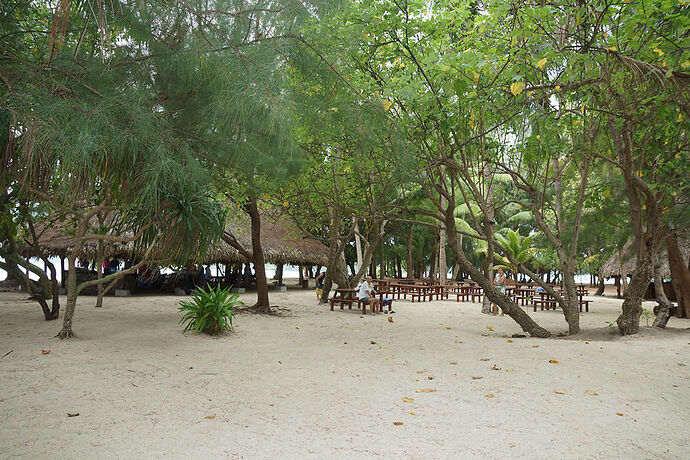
494, 229, 538, 279
178, 285, 244, 335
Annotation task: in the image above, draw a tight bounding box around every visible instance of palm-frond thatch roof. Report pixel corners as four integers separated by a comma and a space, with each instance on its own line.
205, 211, 328, 266
20, 210, 329, 266
599, 233, 690, 278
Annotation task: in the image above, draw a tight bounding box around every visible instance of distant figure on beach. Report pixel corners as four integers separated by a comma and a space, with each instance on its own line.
316, 271, 326, 288
493, 268, 506, 316
358, 275, 381, 315
315, 270, 326, 299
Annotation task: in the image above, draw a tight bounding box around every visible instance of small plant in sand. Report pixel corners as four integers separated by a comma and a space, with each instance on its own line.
641, 308, 653, 327
179, 285, 243, 335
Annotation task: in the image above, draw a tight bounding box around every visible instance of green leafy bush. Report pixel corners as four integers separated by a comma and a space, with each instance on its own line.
178, 285, 243, 335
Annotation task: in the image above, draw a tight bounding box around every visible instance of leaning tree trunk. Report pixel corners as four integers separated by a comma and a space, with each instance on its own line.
667, 231, 690, 318
444, 212, 550, 337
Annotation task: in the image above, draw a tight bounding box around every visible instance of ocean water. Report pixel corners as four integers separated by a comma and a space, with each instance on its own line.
0, 257, 608, 284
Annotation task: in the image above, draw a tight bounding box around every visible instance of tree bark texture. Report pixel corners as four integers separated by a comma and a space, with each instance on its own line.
57, 254, 78, 338
246, 195, 270, 312
652, 254, 674, 328
667, 232, 690, 318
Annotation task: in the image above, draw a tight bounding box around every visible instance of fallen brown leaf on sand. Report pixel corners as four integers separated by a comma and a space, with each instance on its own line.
480, 358, 490, 361
370, 341, 376, 345
506, 339, 513, 343
486, 326, 494, 331
393, 422, 404, 426
677, 363, 686, 367
416, 370, 425, 374
485, 394, 494, 398
449, 361, 457, 365
445, 327, 452, 330
402, 397, 414, 403
427, 376, 433, 380
584, 390, 598, 396
616, 412, 624, 416
388, 317, 394, 323
549, 360, 559, 364
416, 388, 436, 393
204, 415, 215, 419
67, 413, 79, 417
471, 376, 483, 380
491, 364, 501, 371
532, 345, 540, 348
41, 349, 51, 355
554, 390, 566, 395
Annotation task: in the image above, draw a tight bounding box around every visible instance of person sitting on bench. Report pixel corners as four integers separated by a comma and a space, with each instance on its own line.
358, 275, 381, 315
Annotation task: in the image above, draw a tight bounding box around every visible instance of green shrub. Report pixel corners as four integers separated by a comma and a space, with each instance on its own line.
178, 285, 243, 335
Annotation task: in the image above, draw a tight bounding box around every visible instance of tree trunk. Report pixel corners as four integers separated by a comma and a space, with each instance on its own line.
616, 255, 653, 335
406, 225, 414, 279
429, 239, 438, 280
60, 256, 66, 288
57, 255, 78, 338
95, 259, 104, 308
354, 218, 363, 271
246, 194, 270, 313
42, 257, 60, 319
444, 207, 550, 337
594, 276, 605, 296
652, 252, 675, 328
320, 253, 349, 304
379, 239, 385, 278
667, 231, 690, 318
396, 257, 402, 279
615, 276, 621, 298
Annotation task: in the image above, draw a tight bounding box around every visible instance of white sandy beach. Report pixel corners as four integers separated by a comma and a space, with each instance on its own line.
1, 286, 688, 459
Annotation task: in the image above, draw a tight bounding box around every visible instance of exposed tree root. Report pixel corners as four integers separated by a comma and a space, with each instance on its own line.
238, 304, 292, 316
55, 327, 77, 339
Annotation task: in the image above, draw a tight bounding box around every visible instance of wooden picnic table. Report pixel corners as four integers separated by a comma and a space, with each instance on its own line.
531, 290, 590, 312
329, 288, 365, 313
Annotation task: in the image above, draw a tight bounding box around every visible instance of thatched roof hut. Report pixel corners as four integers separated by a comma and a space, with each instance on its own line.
18, 215, 135, 260
599, 233, 690, 278
20, 210, 329, 266
205, 211, 328, 266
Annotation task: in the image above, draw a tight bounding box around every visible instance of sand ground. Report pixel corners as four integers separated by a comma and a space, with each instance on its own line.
0, 285, 688, 459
